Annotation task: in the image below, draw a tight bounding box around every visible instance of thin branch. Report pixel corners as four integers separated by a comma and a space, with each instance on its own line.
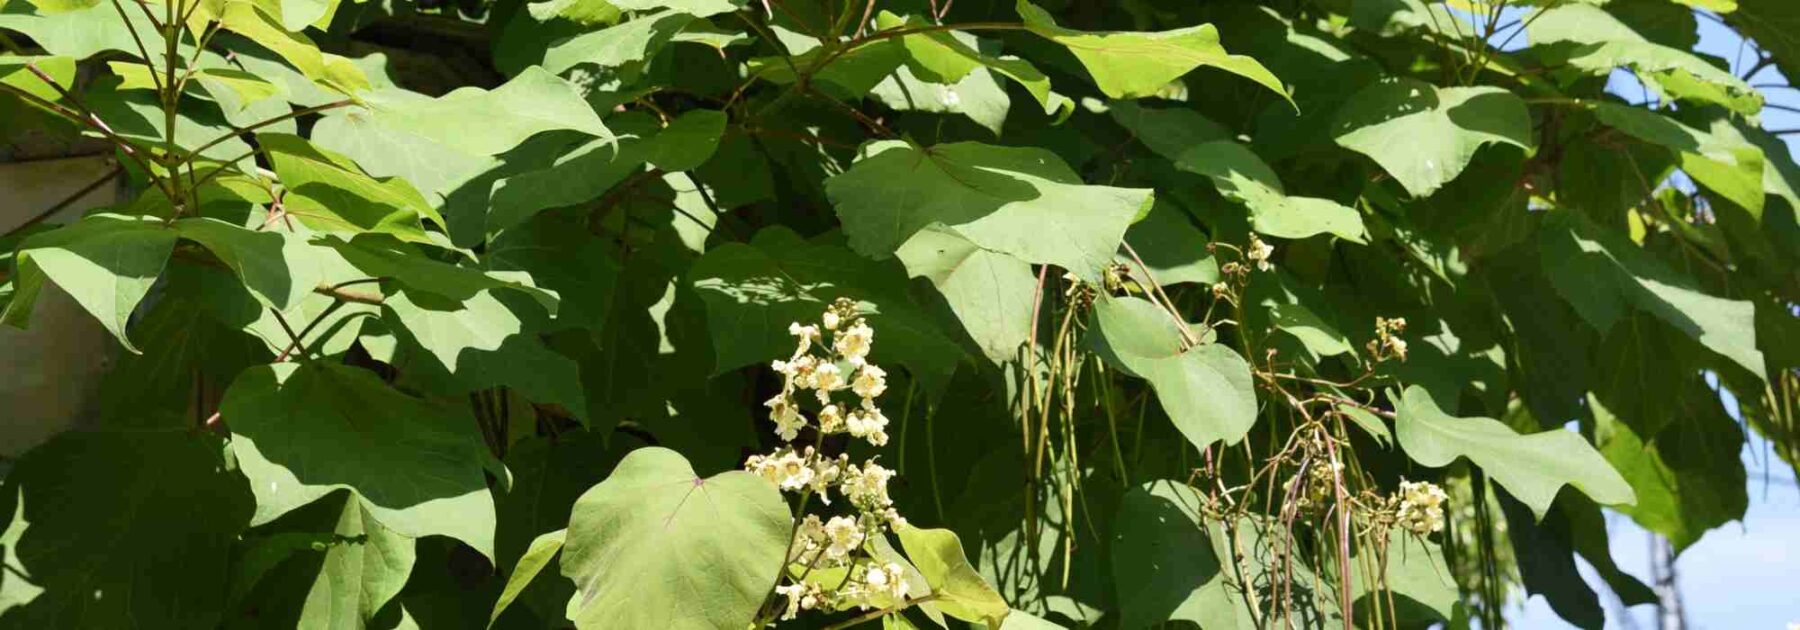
817, 594, 940, 630
179, 99, 356, 166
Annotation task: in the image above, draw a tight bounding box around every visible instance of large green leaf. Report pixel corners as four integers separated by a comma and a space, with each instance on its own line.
1, 213, 176, 352
216, 1, 369, 94
385, 289, 589, 424
1332, 77, 1532, 197
175, 217, 327, 312
0, 431, 252, 628
1392, 385, 1633, 519
1110, 480, 1241, 629
1016, 0, 1289, 101
1540, 211, 1764, 379
1532, 4, 1761, 115
220, 362, 497, 558
876, 11, 1066, 117
0, 1, 160, 60
1172, 141, 1368, 243
542, 9, 694, 78
826, 140, 1151, 280
260, 134, 448, 245
689, 226, 965, 392
559, 447, 790, 630
310, 68, 611, 205
233, 490, 417, 629
326, 236, 560, 313
896, 524, 1009, 627
895, 226, 1037, 366
1591, 389, 1746, 553
1587, 103, 1767, 217
1117, 198, 1218, 287
1090, 295, 1258, 450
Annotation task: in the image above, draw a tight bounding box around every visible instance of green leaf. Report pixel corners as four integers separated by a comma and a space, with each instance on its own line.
560, 447, 790, 629
1332, 77, 1532, 197
1108, 101, 1231, 161
542, 9, 694, 78
1588, 103, 1766, 217
1349, 529, 1456, 623
260, 134, 448, 245
220, 362, 498, 558
1392, 384, 1634, 519
0, 431, 252, 628
286, 491, 417, 629
1090, 295, 1258, 450
689, 226, 965, 392
876, 11, 1066, 117
0, 55, 74, 101
1540, 211, 1764, 379
1531, 4, 1761, 115
1173, 141, 1368, 243
326, 236, 560, 313
1117, 198, 1218, 287
3, 213, 176, 353
749, 38, 909, 100
353, 66, 612, 157
311, 68, 611, 205
895, 226, 1037, 366
0, 1, 160, 60
1591, 389, 1746, 553
175, 217, 326, 311
1110, 480, 1240, 629
827, 141, 1152, 280
896, 524, 1010, 627
1016, 0, 1290, 102
384, 289, 589, 424
610, 0, 742, 17
217, 1, 369, 94
490, 529, 564, 628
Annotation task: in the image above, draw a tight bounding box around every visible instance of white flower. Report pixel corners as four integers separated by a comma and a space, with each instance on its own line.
852, 364, 887, 400
846, 405, 890, 447
775, 583, 807, 620
841, 461, 895, 512
1247, 235, 1274, 272
765, 394, 806, 442
813, 362, 845, 394
822, 309, 842, 331
787, 355, 819, 389
870, 562, 909, 600
775, 450, 814, 491
823, 515, 864, 560
1396, 479, 1448, 535
835, 320, 874, 366
809, 452, 844, 501
746, 454, 779, 485
817, 404, 845, 433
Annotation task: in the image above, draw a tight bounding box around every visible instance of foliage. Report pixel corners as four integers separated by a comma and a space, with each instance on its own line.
0, 0, 1796, 627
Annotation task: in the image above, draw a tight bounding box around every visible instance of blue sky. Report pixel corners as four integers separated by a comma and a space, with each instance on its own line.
1484, 9, 1800, 629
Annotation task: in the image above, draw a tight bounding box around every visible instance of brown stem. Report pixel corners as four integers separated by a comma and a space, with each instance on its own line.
817, 594, 941, 630
179, 99, 356, 167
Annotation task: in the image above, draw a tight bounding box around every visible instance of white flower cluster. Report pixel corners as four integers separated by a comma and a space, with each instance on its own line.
1247, 234, 1275, 272
1396, 479, 1448, 535
748, 298, 913, 621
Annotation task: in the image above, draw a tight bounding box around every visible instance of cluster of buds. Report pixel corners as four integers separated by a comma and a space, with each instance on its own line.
1291, 458, 1344, 513
1367, 316, 1408, 362
748, 298, 912, 621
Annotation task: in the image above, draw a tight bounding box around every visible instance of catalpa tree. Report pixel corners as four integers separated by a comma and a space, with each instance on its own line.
0, 0, 1792, 627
